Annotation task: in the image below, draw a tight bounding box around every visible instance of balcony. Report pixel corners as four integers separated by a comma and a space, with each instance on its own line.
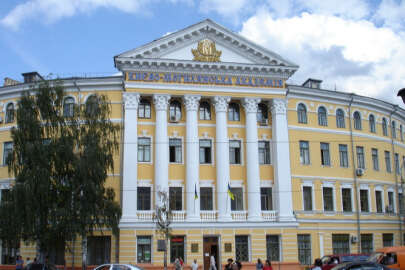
172, 210, 186, 221
200, 210, 218, 221
262, 210, 278, 221
231, 210, 247, 221
137, 210, 154, 220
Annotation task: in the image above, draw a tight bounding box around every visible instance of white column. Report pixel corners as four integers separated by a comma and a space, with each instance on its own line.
243, 97, 262, 221
213, 96, 232, 221
271, 98, 295, 222
153, 94, 170, 206
184, 95, 201, 221
319, 233, 324, 257
121, 92, 140, 222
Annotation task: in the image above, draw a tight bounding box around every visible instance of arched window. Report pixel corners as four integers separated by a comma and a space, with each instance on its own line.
5, 103, 14, 123
169, 100, 182, 121
63, 97, 75, 117
297, 103, 307, 124
85, 95, 99, 117
138, 98, 151, 119
257, 103, 268, 123
199, 101, 211, 120
369, 115, 376, 133
353, 111, 362, 130
228, 103, 240, 121
392, 121, 396, 139
382, 118, 388, 136
336, 109, 345, 128
318, 106, 327, 126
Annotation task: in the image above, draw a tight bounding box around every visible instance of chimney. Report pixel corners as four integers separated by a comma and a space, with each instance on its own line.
4, 77, 20, 87
302, 78, 322, 89
21, 72, 44, 83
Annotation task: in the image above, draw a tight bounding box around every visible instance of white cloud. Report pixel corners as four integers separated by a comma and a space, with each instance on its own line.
240, 10, 405, 104
374, 0, 405, 31
199, 0, 252, 19
0, 0, 191, 30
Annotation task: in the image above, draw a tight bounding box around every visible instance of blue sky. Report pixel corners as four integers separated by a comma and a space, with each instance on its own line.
1, 0, 405, 105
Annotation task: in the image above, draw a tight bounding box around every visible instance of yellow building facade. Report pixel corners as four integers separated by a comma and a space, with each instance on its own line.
1, 19, 405, 269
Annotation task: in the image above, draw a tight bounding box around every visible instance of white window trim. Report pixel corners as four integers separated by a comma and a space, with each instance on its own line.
229, 136, 244, 166
2, 101, 17, 113
258, 139, 272, 165
168, 135, 184, 164
302, 180, 315, 211
169, 180, 185, 211
136, 235, 153, 264
137, 134, 153, 164
230, 180, 245, 211
321, 182, 336, 213
387, 188, 396, 213
199, 180, 216, 211
340, 183, 354, 214
138, 179, 153, 211
199, 136, 215, 166
374, 185, 385, 214
359, 184, 371, 213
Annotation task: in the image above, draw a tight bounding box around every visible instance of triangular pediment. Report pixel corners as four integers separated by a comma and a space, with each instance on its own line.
115, 19, 298, 78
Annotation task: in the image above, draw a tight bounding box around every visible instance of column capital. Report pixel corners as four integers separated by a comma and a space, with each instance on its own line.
184, 95, 201, 112
271, 98, 287, 115
213, 96, 231, 113
123, 92, 140, 109
153, 94, 170, 111
242, 97, 261, 114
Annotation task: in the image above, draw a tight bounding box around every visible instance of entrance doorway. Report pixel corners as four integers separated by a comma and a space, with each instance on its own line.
203, 236, 219, 270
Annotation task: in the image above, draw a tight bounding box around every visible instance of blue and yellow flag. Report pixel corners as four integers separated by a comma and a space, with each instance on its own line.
194, 183, 198, 200
228, 183, 234, 200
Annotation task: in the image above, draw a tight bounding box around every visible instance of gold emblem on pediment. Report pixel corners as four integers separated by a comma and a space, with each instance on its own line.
192, 39, 221, 62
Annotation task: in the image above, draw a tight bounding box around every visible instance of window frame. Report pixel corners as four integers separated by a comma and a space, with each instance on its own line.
199, 101, 211, 120
169, 100, 182, 121
3, 141, 13, 165
385, 150, 392, 173
137, 186, 151, 211
138, 98, 151, 119
235, 235, 250, 262
200, 187, 213, 211
258, 140, 271, 165
138, 137, 152, 163
360, 234, 373, 254
360, 189, 370, 212
260, 187, 273, 211
257, 103, 268, 122
372, 148, 379, 171
336, 109, 345, 128
356, 146, 365, 169
320, 142, 331, 166
300, 140, 310, 165
318, 106, 328, 126
375, 189, 384, 213
339, 144, 349, 168
169, 186, 183, 211
199, 139, 213, 164
63, 96, 75, 117
369, 114, 376, 133
228, 102, 240, 121
230, 187, 244, 211
229, 140, 242, 165
298, 234, 312, 266
297, 103, 307, 124
169, 138, 183, 163
353, 111, 362, 130
266, 235, 280, 261
392, 121, 397, 139
341, 187, 353, 212
332, 234, 350, 255
5, 103, 15, 124
85, 95, 99, 117
322, 186, 334, 212
383, 118, 388, 136
302, 185, 313, 211
137, 236, 152, 263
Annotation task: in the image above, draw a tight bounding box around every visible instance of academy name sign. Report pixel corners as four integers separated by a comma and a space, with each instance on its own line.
127, 72, 284, 88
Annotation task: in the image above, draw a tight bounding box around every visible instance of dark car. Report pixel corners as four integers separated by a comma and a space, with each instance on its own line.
331, 261, 394, 270
317, 254, 370, 270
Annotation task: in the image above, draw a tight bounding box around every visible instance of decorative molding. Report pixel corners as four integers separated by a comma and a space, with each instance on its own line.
183, 95, 201, 111
271, 98, 287, 115
213, 96, 230, 113
242, 97, 261, 114
153, 94, 170, 111
192, 39, 222, 62
123, 92, 140, 109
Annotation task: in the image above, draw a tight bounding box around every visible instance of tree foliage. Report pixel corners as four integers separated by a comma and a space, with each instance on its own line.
0, 80, 121, 262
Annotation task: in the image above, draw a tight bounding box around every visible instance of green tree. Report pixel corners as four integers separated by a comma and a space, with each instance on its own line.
0, 80, 121, 268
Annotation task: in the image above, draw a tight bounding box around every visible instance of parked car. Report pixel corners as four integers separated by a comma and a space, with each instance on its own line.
368, 246, 405, 270
93, 264, 144, 270
331, 261, 393, 270
316, 254, 370, 270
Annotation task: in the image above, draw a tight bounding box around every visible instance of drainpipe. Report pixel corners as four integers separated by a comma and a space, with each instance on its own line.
389, 105, 402, 245
348, 94, 361, 253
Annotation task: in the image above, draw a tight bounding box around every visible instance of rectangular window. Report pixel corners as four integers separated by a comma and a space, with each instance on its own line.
170, 236, 185, 263
385, 151, 392, 173
372, 148, 379, 171
323, 187, 334, 211
235, 236, 249, 262
356, 146, 365, 169
395, 153, 400, 174
137, 236, 152, 263
303, 186, 313, 211
266, 235, 280, 261
169, 187, 182, 211
388, 191, 394, 213
383, 233, 394, 247
342, 188, 352, 212
229, 140, 241, 164
332, 234, 350, 255
399, 193, 404, 214
200, 187, 213, 211
3, 142, 13, 165
138, 138, 151, 162
261, 187, 273, 211
300, 141, 310, 165
137, 187, 151, 210
199, 139, 212, 164
258, 141, 271, 165
339, 144, 348, 168
320, 143, 330, 166
360, 189, 369, 212
375, 190, 383, 213
169, 138, 182, 163
361, 234, 373, 254
87, 236, 111, 265
230, 187, 243, 211
298, 234, 311, 266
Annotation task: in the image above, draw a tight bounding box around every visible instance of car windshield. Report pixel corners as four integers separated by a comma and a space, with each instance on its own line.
368, 252, 384, 263
341, 255, 369, 262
